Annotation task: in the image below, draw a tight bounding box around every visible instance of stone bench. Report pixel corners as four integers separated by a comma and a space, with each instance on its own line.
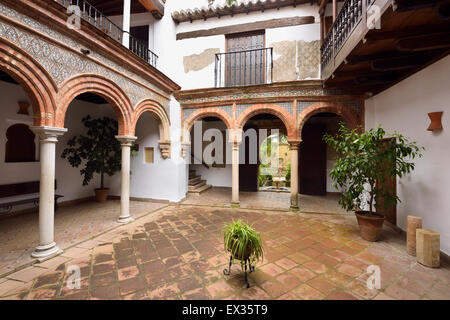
0, 181, 63, 215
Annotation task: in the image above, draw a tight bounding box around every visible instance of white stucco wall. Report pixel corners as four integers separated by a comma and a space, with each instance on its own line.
365, 55, 450, 255
154, 0, 320, 90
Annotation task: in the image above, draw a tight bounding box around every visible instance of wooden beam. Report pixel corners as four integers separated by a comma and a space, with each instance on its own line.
371, 53, 430, 71
176, 16, 315, 40
392, 0, 438, 12
396, 33, 450, 52
365, 24, 450, 41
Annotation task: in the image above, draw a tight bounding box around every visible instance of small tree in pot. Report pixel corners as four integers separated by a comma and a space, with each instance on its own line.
61, 116, 121, 203
324, 124, 423, 241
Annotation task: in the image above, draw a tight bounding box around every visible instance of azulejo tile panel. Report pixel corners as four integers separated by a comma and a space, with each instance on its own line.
0, 4, 169, 111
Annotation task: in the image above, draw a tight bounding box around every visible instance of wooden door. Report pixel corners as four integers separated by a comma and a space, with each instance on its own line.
226, 31, 265, 86
376, 138, 397, 225
239, 125, 259, 192
299, 123, 327, 195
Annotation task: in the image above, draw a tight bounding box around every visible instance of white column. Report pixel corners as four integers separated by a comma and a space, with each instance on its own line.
30, 126, 67, 260
231, 141, 240, 206
122, 0, 131, 48
289, 141, 301, 210
116, 136, 137, 223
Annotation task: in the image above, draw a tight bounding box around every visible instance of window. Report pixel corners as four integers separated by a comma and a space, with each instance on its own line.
5, 123, 36, 163
144, 147, 154, 164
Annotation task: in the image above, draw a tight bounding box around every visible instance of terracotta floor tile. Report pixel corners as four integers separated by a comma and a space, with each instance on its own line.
292, 284, 325, 300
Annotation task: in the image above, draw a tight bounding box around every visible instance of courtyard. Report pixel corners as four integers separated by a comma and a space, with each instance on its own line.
0, 203, 449, 300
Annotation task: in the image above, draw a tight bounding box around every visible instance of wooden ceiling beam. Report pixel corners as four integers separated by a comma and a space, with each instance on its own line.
371, 53, 430, 71
396, 32, 450, 52
365, 23, 450, 41
392, 0, 438, 12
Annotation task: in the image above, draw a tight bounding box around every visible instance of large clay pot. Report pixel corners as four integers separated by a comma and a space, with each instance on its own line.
355, 211, 385, 242
95, 188, 110, 203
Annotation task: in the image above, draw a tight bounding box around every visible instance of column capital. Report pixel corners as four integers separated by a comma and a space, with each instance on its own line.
30, 126, 67, 143
288, 139, 302, 149
115, 135, 137, 146
158, 140, 171, 159
228, 129, 243, 144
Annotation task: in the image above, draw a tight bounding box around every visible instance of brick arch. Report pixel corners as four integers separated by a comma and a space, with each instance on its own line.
183, 107, 234, 143
237, 104, 296, 140
0, 38, 57, 127
297, 102, 361, 140
56, 74, 133, 136
132, 99, 171, 141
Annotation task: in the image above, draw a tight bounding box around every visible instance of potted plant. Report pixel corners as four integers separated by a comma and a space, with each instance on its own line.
324, 124, 423, 241
61, 116, 122, 203
222, 219, 263, 287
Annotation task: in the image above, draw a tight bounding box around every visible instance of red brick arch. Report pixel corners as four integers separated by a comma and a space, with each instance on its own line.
297, 102, 362, 140
0, 39, 57, 127
56, 74, 133, 136
132, 99, 171, 141
237, 104, 296, 140
183, 107, 234, 143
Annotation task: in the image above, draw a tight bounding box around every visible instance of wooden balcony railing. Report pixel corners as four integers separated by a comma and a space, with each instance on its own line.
56, 0, 158, 68
321, 0, 386, 78
215, 48, 273, 88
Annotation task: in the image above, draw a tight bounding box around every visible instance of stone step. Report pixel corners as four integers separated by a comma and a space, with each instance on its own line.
188, 180, 206, 191
188, 183, 212, 195
189, 176, 202, 185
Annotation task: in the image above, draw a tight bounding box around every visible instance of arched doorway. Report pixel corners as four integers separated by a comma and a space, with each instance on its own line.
299, 113, 348, 195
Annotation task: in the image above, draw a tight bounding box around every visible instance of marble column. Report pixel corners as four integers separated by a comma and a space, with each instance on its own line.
30, 126, 67, 260
231, 141, 240, 206
116, 136, 137, 223
289, 141, 301, 210
122, 0, 131, 48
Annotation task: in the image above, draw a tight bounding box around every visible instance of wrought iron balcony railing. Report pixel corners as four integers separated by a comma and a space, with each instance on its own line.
215, 48, 273, 88
321, 0, 379, 76
56, 0, 158, 68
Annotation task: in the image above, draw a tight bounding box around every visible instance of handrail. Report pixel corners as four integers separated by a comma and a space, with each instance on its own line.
215, 47, 273, 88
321, 0, 368, 73
56, 0, 158, 68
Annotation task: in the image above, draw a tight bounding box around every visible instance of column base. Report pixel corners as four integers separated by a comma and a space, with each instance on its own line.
231, 202, 240, 208
289, 205, 300, 212
31, 242, 61, 261
117, 216, 134, 224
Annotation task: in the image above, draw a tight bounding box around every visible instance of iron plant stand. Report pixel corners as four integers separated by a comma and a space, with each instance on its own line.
223, 255, 255, 288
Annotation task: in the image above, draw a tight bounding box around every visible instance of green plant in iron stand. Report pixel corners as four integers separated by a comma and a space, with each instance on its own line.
222, 219, 263, 288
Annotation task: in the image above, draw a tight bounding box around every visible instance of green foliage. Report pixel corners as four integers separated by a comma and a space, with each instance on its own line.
222, 220, 263, 270
61, 116, 121, 189
324, 123, 423, 215
285, 162, 291, 182
226, 0, 238, 5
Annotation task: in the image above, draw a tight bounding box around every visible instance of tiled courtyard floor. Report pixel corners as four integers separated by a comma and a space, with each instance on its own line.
0, 200, 167, 276
0, 204, 449, 300
183, 187, 348, 214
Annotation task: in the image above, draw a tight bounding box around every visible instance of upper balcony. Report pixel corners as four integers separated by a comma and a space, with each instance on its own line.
56, 0, 163, 68
320, 0, 450, 95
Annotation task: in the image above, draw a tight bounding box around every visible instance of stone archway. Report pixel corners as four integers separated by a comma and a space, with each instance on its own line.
183, 107, 234, 144
236, 104, 296, 140
133, 99, 172, 159
0, 38, 57, 126
55, 74, 133, 136
297, 102, 361, 140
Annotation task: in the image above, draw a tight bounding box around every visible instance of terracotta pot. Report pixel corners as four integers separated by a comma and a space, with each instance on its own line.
355, 211, 385, 242
95, 188, 110, 203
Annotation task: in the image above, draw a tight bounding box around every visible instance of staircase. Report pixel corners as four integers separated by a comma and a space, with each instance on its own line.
188, 169, 212, 195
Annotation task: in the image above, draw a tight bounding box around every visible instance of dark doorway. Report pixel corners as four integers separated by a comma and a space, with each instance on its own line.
375, 138, 397, 225
239, 124, 259, 192
299, 122, 327, 195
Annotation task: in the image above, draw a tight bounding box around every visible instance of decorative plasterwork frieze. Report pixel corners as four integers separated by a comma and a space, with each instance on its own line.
0, 4, 169, 111
177, 88, 344, 106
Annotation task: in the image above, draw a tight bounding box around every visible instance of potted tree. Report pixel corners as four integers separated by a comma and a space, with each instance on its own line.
222, 220, 263, 288
62, 116, 122, 203
324, 124, 423, 241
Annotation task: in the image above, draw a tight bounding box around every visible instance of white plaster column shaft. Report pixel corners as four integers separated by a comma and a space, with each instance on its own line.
122, 0, 131, 48
116, 136, 137, 223
289, 141, 301, 210
231, 141, 240, 205
30, 126, 67, 259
